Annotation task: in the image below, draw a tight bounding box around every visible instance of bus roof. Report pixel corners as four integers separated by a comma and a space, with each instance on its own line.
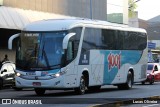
23, 18, 147, 33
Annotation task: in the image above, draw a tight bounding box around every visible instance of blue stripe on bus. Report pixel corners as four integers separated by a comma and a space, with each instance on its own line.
101, 50, 143, 84
17, 69, 60, 75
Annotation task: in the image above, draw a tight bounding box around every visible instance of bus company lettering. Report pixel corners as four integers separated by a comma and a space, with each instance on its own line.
108, 52, 121, 71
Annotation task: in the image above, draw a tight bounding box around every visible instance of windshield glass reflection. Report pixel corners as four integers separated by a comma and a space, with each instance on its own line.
16, 31, 67, 70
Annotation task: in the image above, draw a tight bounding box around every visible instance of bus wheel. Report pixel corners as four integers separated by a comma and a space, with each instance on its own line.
0, 80, 3, 90
74, 75, 86, 95
125, 71, 133, 89
35, 88, 45, 96
118, 71, 133, 90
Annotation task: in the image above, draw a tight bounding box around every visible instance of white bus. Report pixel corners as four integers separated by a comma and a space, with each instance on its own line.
9, 19, 148, 95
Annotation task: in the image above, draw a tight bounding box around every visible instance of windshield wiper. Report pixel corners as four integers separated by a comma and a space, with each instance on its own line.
49, 64, 61, 69
43, 50, 50, 68
41, 40, 50, 69
29, 64, 61, 70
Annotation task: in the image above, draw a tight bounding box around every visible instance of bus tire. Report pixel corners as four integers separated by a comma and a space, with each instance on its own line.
124, 71, 133, 89
0, 79, 3, 90
35, 88, 45, 96
118, 71, 133, 90
74, 75, 86, 95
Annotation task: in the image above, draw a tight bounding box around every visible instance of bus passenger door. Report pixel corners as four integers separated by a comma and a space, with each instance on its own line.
64, 40, 77, 87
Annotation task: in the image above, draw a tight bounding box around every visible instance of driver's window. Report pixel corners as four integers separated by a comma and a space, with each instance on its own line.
66, 41, 74, 62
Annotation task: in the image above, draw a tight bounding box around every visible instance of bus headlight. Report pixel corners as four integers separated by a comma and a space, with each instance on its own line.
51, 73, 60, 78
51, 69, 67, 78
55, 73, 60, 77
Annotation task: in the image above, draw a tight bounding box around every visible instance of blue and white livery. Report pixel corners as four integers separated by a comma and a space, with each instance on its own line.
9, 19, 147, 95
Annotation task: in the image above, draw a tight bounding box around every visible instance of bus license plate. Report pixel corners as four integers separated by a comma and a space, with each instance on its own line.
27, 72, 36, 76
33, 82, 41, 86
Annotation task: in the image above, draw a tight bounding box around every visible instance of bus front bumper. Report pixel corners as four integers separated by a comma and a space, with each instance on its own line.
15, 76, 65, 88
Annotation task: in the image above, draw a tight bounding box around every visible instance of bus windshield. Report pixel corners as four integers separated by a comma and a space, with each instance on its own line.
16, 31, 67, 70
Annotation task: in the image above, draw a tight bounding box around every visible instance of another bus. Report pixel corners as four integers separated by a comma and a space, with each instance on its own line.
9, 19, 148, 95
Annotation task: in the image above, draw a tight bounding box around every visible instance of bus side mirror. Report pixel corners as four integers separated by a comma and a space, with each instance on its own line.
63, 33, 76, 50
8, 33, 20, 50
61, 53, 66, 67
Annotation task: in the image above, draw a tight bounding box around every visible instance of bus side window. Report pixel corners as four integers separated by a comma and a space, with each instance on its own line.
66, 38, 74, 64
69, 27, 82, 58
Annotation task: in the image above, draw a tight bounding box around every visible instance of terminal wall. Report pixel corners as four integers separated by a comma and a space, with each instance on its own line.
3, 0, 107, 20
